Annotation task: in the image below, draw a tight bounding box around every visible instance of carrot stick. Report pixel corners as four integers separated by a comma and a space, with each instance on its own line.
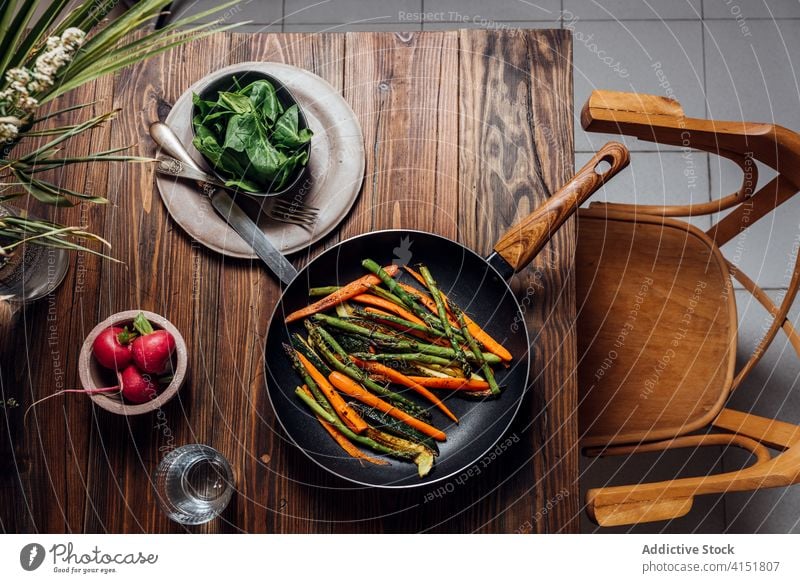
351, 358, 459, 423
328, 371, 447, 442
285, 265, 400, 323
405, 376, 491, 391
350, 293, 426, 325
299, 385, 389, 466
296, 351, 367, 434
402, 267, 513, 362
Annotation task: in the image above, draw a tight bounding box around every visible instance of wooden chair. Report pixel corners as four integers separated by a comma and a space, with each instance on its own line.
576, 90, 800, 527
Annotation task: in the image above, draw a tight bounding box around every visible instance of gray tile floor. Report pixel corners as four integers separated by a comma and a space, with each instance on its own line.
166, 0, 800, 533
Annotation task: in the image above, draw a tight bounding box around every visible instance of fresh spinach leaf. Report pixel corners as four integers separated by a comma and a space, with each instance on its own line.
246, 135, 284, 181
223, 177, 262, 192
223, 113, 257, 153
273, 150, 309, 189
246, 79, 281, 122
192, 76, 311, 193
218, 91, 253, 114
272, 105, 312, 149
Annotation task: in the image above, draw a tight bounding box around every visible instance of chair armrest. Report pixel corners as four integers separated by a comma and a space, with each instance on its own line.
587, 439, 800, 527
581, 90, 800, 186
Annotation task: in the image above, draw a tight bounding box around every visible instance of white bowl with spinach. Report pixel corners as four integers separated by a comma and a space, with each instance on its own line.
191, 72, 312, 196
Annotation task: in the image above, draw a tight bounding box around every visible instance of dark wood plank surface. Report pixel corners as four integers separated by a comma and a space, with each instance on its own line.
0, 29, 576, 534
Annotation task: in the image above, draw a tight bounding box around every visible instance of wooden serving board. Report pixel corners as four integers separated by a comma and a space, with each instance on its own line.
0, 29, 577, 533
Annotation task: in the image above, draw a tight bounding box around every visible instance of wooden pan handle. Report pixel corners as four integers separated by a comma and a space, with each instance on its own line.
492, 142, 630, 273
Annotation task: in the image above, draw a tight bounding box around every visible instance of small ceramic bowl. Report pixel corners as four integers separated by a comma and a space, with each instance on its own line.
191, 70, 311, 197
79, 310, 187, 415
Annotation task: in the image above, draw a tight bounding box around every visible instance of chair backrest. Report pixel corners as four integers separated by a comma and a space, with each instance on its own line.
581, 90, 800, 401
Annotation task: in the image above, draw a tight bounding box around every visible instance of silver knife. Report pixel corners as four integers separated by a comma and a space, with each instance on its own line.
149, 122, 298, 285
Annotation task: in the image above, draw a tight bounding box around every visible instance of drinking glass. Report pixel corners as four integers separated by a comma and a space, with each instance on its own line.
154, 444, 234, 525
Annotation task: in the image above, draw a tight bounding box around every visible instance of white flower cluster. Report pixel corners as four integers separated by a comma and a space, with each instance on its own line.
0, 27, 86, 132
0, 122, 18, 141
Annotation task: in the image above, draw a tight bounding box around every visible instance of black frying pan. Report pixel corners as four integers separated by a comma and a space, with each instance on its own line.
264, 142, 630, 487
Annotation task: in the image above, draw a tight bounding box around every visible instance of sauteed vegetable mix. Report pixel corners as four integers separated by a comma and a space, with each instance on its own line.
283, 259, 512, 478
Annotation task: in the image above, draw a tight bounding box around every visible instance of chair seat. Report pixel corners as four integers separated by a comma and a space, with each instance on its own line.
576, 207, 737, 447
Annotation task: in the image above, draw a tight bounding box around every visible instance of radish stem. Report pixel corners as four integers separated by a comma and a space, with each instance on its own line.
24, 385, 121, 424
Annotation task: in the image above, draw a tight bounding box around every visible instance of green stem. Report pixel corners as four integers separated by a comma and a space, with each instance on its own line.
312, 313, 501, 364
291, 333, 331, 376
283, 343, 335, 417
294, 387, 409, 459
351, 352, 456, 367
308, 285, 340, 297
132, 312, 154, 335
304, 322, 430, 419
361, 258, 443, 329
353, 306, 451, 340
452, 305, 501, 396
419, 264, 471, 377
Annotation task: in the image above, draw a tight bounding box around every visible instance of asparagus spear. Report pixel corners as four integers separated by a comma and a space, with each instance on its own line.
451, 303, 501, 396
361, 259, 445, 330
305, 321, 432, 420
309, 285, 340, 297
351, 351, 456, 367
291, 333, 331, 376
283, 343, 335, 416
351, 402, 439, 455
295, 388, 434, 477
352, 306, 464, 342
312, 313, 502, 364
418, 264, 471, 377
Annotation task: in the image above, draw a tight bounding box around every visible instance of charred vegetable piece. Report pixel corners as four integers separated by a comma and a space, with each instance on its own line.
299, 385, 389, 466
404, 265, 513, 362
451, 303, 501, 396
305, 322, 432, 421
295, 350, 367, 434
312, 313, 501, 364
291, 333, 331, 376
328, 371, 446, 442
283, 343, 334, 416
284, 266, 400, 323
351, 403, 439, 456
418, 264, 471, 377
361, 259, 443, 330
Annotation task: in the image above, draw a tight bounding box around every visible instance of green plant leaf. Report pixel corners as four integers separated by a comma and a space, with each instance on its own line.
272, 105, 313, 149
218, 91, 253, 114
192, 133, 224, 167
223, 177, 262, 192
247, 79, 280, 122
222, 113, 257, 153
0, 0, 39, 73
273, 149, 309, 190
20, 179, 75, 207
246, 139, 283, 182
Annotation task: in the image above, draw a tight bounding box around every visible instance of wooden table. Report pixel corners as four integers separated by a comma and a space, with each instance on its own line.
0, 29, 578, 533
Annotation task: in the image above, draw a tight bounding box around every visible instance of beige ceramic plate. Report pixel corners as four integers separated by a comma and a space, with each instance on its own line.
156, 62, 365, 257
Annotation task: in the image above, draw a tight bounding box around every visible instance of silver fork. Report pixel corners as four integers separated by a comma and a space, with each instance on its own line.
156, 156, 319, 228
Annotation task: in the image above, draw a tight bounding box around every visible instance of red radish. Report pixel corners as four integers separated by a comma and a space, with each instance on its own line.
24, 368, 163, 421
119, 365, 159, 404
92, 326, 135, 370
130, 313, 176, 374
